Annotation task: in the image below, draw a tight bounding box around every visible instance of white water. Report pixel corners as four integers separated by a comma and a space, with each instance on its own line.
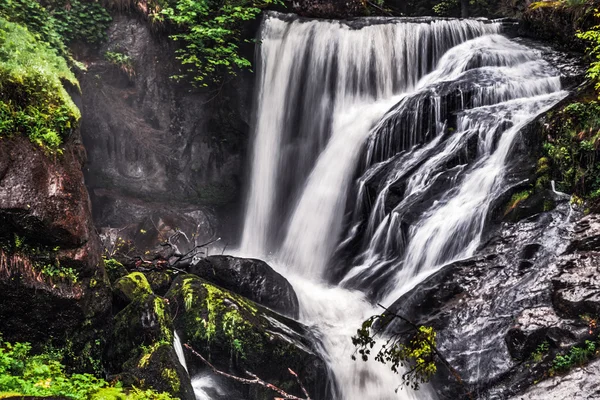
173, 331, 189, 374
237, 12, 567, 400
241, 14, 499, 257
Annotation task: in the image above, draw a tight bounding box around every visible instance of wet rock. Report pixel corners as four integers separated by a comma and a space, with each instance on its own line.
510, 358, 600, 400
0, 135, 111, 369
385, 203, 577, 399
145, 270, 174, 296
113, 272, 153, 305
553, 251, 600, 318
188, 255, 299, 318
166, 274, 332, 400
505, 307, 579, 361
79, 14, 253, 249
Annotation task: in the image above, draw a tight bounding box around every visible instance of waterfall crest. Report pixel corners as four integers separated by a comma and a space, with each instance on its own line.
241, 13, 500, 260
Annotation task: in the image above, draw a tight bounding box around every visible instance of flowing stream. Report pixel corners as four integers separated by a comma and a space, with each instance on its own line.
236, 11, 568, 400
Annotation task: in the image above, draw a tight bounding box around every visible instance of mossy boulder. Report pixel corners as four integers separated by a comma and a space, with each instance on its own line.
188, 255, 299, 318
144, 271, 173, 296
166, 274, 332, 400
105, 289, 194, 400
113, 272, 153, 305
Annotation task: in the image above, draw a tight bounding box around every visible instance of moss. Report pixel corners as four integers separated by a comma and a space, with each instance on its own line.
165, 275, 326, 399
0, 16, 80, 152
505, 190, 533, 215
108, 295, 173, 371
114, 272, 153, 303
104, 258, 128, 284
144, 271, 172, 296
161, 368, 180, 393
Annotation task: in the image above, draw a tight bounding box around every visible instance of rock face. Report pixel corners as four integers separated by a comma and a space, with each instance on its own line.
387, 204, 600, 399
78, 14, 254, 250
167, 274, 332, 400
510, 358, 600, 400
0, 134, 111, 370
188, 255, 300, 318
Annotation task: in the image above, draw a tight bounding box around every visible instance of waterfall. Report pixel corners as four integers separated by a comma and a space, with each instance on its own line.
241, 13, 500, 259
240, 11, 567, 400
173, 331, 189, 374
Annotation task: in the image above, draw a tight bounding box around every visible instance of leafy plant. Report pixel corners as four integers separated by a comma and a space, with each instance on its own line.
352, 314, 438, 391
530, 341, 550, 363
47, 0, 113, 45
157, 0, 284, 86
0, 0, 68, 56
105, 50, 135, 77
0, 16, 80, 152
542, 100, 600, 197
550, 340, 597, 374
0, 336, 177, 399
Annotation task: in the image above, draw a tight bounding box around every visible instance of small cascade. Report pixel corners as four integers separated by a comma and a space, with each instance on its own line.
173, 331, 188, 374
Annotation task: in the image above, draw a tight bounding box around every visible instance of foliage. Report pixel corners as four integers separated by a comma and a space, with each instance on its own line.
352, 314, 438, 390
105, 51, 135, 77
542, 100, 600, 197
0, 336, 177, 399
1, 233, 79, 283
530, 341, 550, 363
0, 16, 80, 152
46, 0, 113, 45
504, 189, 533, 215
0, 0, 111, 50
577, 9, 600, 92
433, 0, 492, 17
157, 0, 283, 86
0, 0, 68, 56
550, 340, 597, 374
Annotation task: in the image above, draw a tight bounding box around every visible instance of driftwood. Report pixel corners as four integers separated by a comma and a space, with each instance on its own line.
184, 343, 311, 400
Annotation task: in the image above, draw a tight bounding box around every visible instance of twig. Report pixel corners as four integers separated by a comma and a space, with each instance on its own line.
184, 343, 309, 400
366, 0, 393, 16
288, 368, 310, 400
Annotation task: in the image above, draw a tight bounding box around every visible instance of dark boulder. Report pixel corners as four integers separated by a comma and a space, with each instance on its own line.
189, 255, 300, 318
78, 13, 253, 252
166, 274, 332, 400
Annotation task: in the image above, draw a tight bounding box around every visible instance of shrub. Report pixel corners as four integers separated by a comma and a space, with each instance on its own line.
157, 0, 284, 86
0, 336, 177, 399
0, 16, 79, 152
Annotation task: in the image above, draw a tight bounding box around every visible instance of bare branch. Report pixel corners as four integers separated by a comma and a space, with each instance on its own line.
184, 343, 310, 400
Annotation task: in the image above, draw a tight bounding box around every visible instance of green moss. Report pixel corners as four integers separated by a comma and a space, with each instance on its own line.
160, 369, 180, 393
505, 190, 533, 215
0, 16, 80, 152
138, 342, 162, 368
114, 273, 153, 303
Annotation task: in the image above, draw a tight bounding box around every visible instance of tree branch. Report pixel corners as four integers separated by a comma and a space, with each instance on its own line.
184, 343, 310, 400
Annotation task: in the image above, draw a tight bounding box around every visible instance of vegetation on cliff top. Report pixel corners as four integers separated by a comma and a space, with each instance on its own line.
0, 16, 79, 152
156, 0, 284, 86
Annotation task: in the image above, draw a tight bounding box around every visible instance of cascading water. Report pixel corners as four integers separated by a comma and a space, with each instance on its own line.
239, 11, 567, 400
173, 331, 189, 374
